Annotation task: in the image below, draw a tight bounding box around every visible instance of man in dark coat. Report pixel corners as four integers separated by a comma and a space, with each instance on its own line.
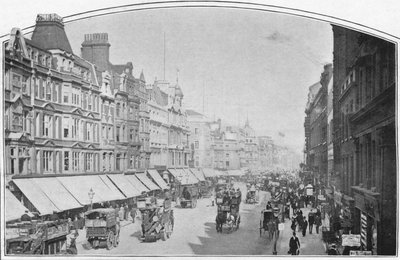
301, 216, 308, 237
308, 212, 315, 234
289, 232, 300, 255
315, 214, 322, 234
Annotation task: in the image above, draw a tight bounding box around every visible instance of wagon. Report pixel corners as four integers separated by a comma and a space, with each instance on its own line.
179, 185, 198, 208
6, 220, 70, 255
139, 206, 174, 242
85, 208, 120, 250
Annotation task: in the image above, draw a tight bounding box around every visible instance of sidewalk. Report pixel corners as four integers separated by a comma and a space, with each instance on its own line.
276, 205, 326, 256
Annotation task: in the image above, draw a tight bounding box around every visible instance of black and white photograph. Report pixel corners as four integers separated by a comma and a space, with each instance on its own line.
1, 0, 399, 258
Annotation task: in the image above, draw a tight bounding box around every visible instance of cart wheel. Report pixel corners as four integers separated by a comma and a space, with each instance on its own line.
166, 222, 173, 238
106, 231, 115, 250
161, 230, 167, 241
114, 232, 120, 247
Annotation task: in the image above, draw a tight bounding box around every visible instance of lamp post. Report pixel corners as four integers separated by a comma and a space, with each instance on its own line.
88, 188, 95, 210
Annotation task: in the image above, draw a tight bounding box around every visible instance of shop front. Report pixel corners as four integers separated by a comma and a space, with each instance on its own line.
352, 187, 380, 255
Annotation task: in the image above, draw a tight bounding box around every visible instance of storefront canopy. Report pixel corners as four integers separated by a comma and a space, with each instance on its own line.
106, 174, 141, 198
168, 169, 183, 179
6, 189, 33, 222
202, 168, 217, 178
227, 170, 245, 176
100, 175, 133, 199
12, 178, 59, 215
190, 168, 206, 182
181, 168, 199, 185
57, 175, 125, 205
125, 174, 150, 194
135, 173, 160, 191
32, 177, 82, 212
147, 170, 169, 190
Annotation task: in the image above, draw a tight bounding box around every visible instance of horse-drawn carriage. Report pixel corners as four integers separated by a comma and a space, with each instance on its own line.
260, 206, 281, 239
138, 196, 174, 242
85, 208, 120, 250
215, 193, 241, 233
179, 185, 198, 208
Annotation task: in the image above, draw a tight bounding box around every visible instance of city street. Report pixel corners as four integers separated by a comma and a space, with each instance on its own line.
77, 182, 325, 256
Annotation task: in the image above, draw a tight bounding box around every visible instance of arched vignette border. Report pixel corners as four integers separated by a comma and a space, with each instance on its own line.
0, 0, 398, 258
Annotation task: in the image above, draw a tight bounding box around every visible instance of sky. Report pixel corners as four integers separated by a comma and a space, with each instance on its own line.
63, 8, 333, 154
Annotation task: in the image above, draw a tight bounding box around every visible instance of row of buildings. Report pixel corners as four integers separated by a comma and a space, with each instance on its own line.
4, 13, 190, 185
304, 26, 396, 255
4, 13, 299, 186
187, 112, 301, 171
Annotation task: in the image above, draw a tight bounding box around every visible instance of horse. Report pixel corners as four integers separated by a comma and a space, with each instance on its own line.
216, 211, 226, 233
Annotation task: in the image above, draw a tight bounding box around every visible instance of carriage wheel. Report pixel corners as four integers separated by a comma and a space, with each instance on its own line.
166, 222, 173, 238
106, 231, 115, 250
114, 231, 120, 247
161, 230, 167, 241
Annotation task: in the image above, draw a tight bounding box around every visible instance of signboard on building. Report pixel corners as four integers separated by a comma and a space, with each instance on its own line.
349, 251, 372, 256
342, 234, 361, 247
318, 195, 326, 201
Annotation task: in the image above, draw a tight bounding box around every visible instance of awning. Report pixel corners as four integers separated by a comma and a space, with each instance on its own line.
190, 168, 206, 182
147, 170, 169, 190
99, 175, 129, 199
32, 177, 82, 212
125, 174, 150, 194
12, 178, 59, 215
202, 168, 216, 178
183, 168, 200, 184
168, 169, 182, 179
57, 175, 125, 205
179, 168, 198, 185
106, 174, 141, 198
227, 170, 244, 176
6, 189, 33, 222
136, 173, 160, 191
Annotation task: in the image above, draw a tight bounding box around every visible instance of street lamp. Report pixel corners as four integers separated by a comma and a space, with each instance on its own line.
88, 188, 95, 210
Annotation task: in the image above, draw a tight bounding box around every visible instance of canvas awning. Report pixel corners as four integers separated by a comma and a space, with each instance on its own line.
202, 168, 217, 178
190, 168, 206, 182
125, 174, 150, 194
147, 170, 169, 190
106, 174, 141, 198
57, 175, 125, 205
168, 169, 182, 179
12, 178, 59, 215
183, 168, 200, 184
6, 189, 33, 222
136, 173, 160, 191
99, 175, 132, 199
227, 170, 244, 176
32, 177, 82, 211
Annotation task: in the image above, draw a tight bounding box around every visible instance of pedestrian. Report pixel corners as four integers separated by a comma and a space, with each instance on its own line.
291, 217, 297, 232
119, 205, 124, 220
308, 212, 315, 234
288, 232, 300, 255
315, 214, 322, 234
302, 216, 308, 237
124, 203, 129, 220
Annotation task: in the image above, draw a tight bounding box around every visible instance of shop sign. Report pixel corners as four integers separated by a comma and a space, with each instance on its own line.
318, 195, 326, 201
365, 195, 380, 221
334, 191, 343, 205
342, 234, 361, 247
349, 251, 372, 256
